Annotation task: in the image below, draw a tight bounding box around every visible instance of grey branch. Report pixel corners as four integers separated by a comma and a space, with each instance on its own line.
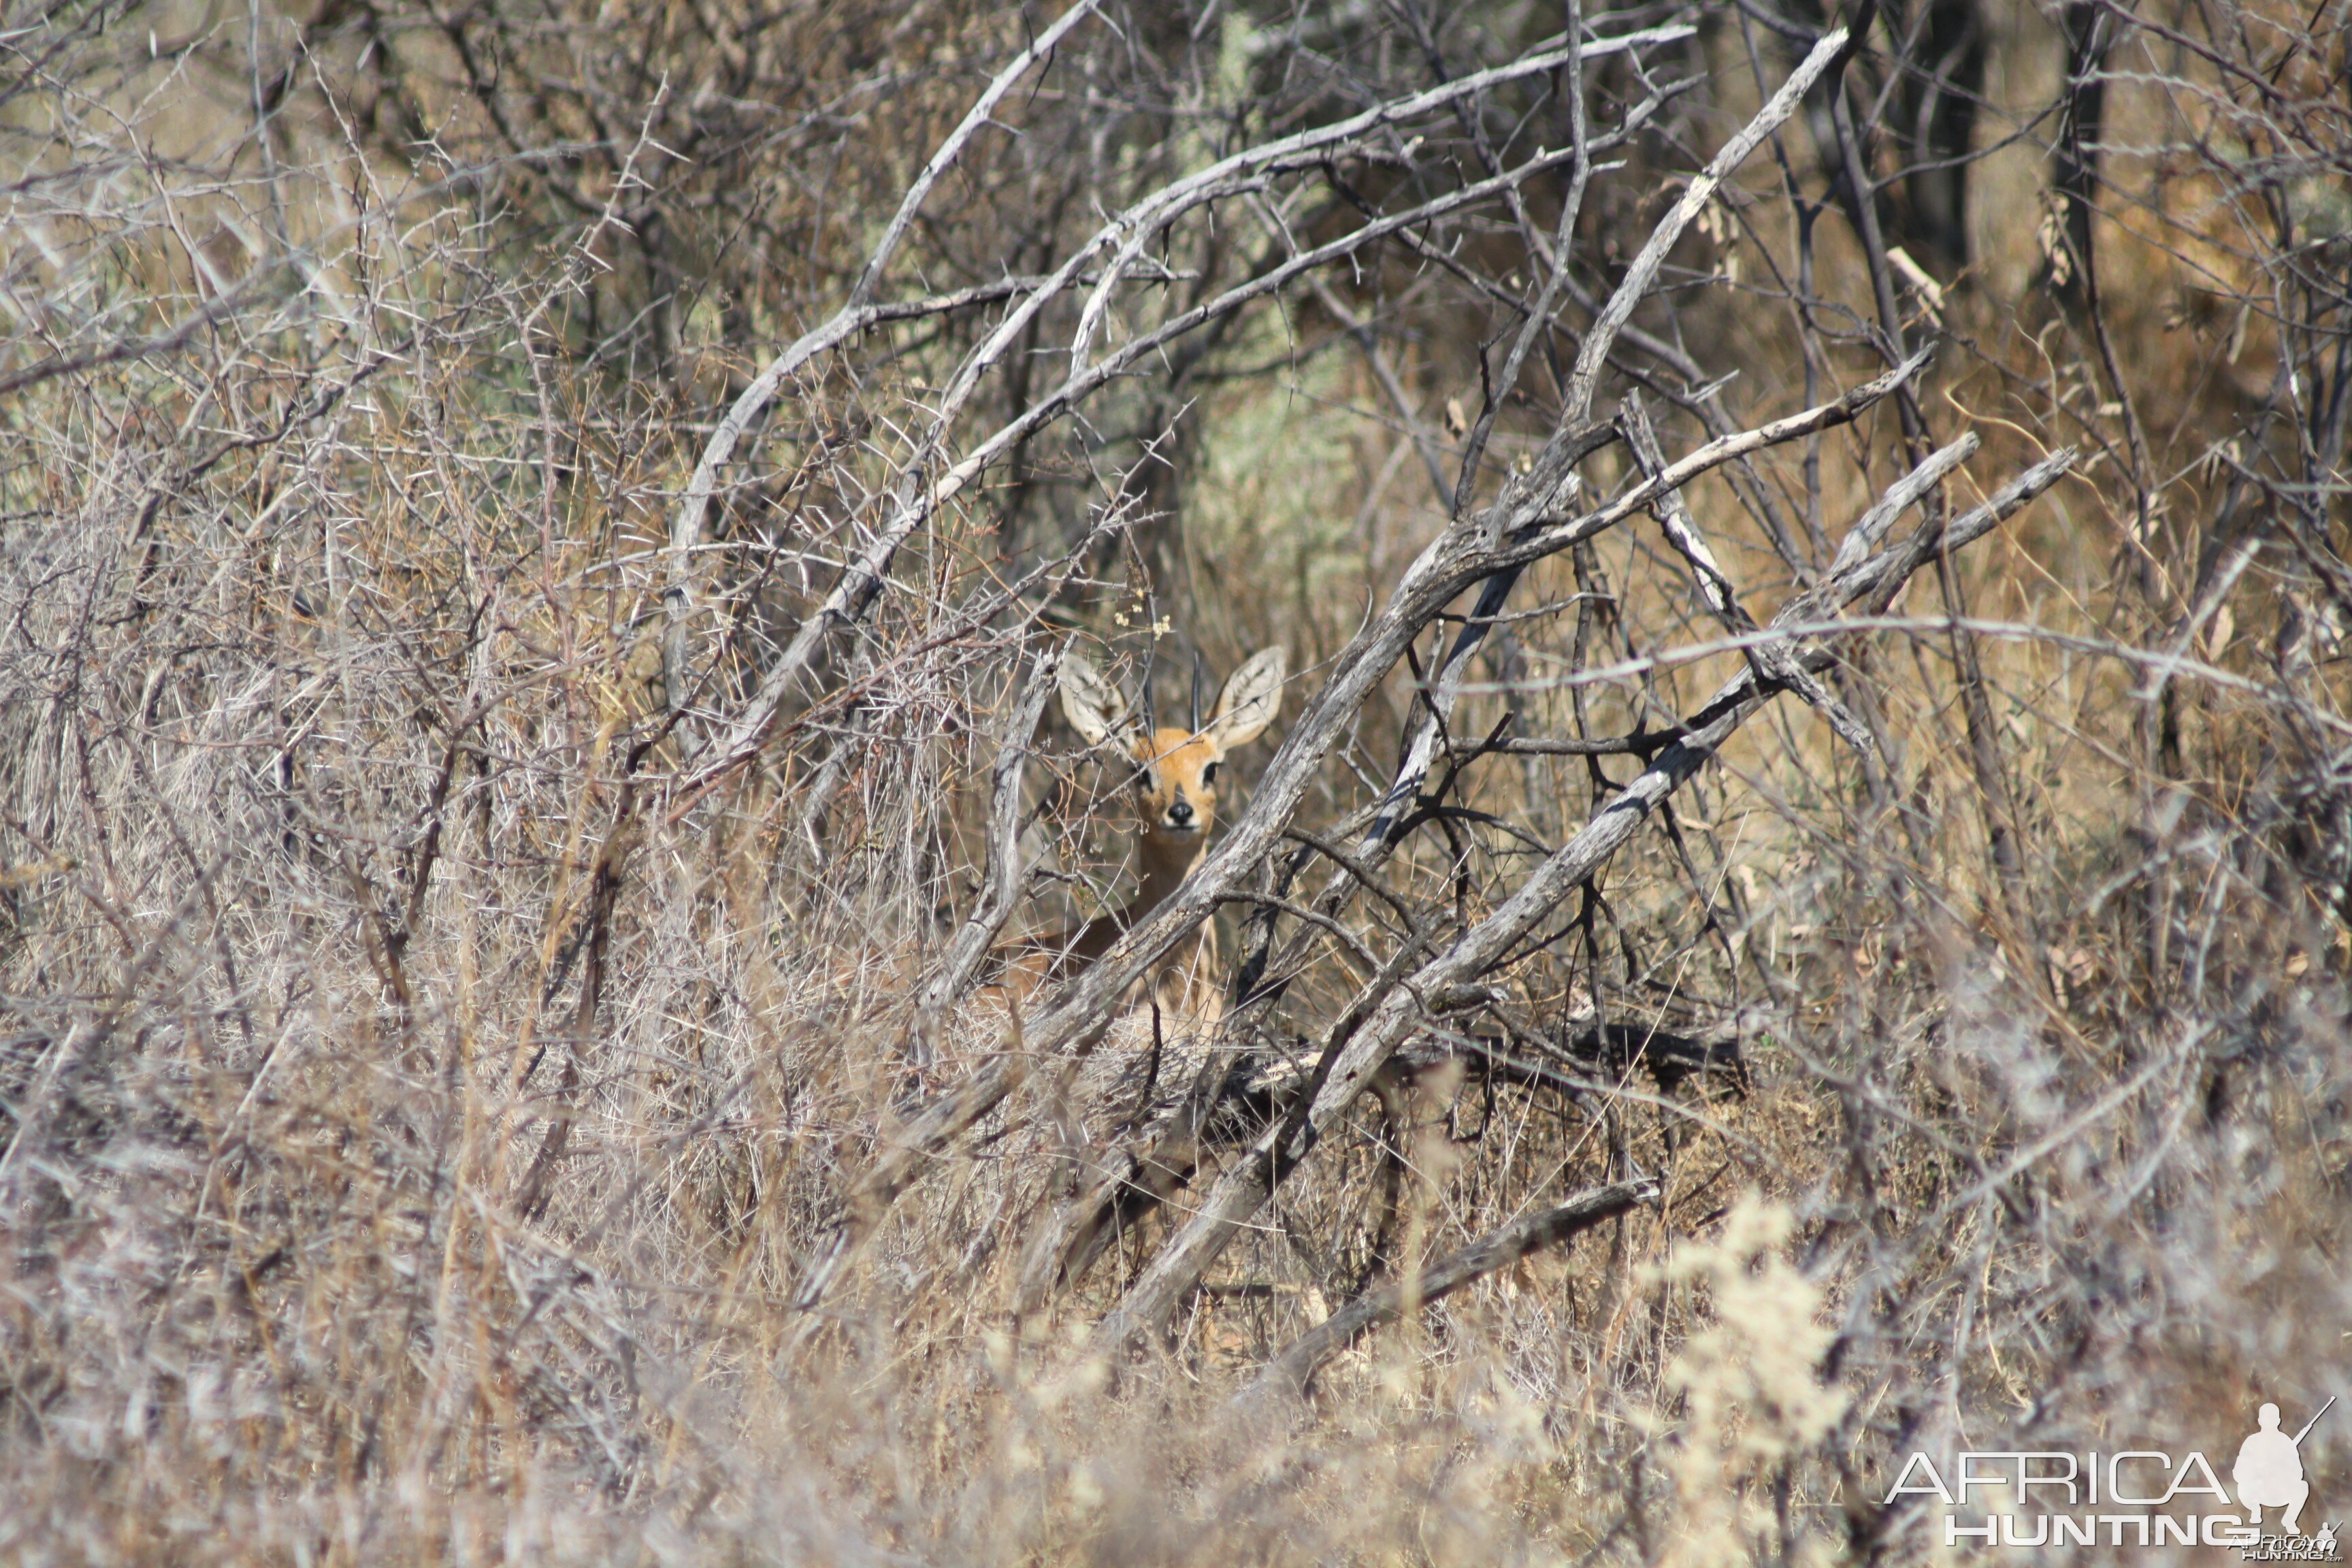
1557, 27, 1848, 429
1081, 446, 2077, 1356
911, 644, 1062, 1058
785, 354, 1944, 1322
1621, 390, 1874, 756
1243, 1178, 1659, 1403
661, 0, 1105, 745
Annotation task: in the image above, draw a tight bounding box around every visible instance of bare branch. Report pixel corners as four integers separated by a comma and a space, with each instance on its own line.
1243, 1178, 1659, 1403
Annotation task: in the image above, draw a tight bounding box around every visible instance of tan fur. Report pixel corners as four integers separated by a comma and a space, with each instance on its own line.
1000, 646, 1286, 1023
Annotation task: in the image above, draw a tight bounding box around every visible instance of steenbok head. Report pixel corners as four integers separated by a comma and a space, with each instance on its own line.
1058, 646, 1286, 885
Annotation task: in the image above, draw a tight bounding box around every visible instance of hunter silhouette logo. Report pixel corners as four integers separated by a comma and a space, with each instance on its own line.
1884, 1396, 2340, 1554
2236, 1399, 2331, 1537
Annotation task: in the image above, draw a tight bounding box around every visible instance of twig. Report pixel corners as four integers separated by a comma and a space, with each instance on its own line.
1241, 1177, 1659, 1402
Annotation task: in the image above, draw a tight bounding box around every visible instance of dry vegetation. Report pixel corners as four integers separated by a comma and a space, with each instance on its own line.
1, 0, 2347, 1561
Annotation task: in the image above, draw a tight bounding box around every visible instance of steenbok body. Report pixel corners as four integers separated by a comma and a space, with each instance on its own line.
998, 645, 1286, 1052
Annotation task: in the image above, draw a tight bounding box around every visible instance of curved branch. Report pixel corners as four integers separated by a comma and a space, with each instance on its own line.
1243, 1177, 1659, 1403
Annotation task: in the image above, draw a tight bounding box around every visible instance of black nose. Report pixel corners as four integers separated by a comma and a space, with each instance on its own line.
1166, 799, 1194, 826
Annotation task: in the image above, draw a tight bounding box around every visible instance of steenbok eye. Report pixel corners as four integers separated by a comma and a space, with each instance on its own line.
1201, 762, 1220, 785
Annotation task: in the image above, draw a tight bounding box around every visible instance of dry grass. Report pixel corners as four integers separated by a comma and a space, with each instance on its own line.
2, 0, 2347, 1562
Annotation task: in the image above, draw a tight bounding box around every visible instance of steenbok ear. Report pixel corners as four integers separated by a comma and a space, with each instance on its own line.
1207, 647, 1286, 751
1058, 651, 1134, 749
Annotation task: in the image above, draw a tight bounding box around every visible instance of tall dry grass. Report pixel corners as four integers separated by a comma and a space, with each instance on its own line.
1, 0, 2347, 1562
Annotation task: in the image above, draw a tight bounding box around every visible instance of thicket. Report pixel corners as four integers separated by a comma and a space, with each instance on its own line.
1, 0, 2346, 1561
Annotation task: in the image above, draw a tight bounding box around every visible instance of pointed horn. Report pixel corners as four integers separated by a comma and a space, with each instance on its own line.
1138, 628, 1158, 734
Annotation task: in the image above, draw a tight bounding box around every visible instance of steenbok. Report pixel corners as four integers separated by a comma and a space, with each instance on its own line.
1000, 644, 1286, 1028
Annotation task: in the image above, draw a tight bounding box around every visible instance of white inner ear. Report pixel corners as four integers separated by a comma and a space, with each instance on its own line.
1058, 652, 1130, 749
1208, 647, 1286, 749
